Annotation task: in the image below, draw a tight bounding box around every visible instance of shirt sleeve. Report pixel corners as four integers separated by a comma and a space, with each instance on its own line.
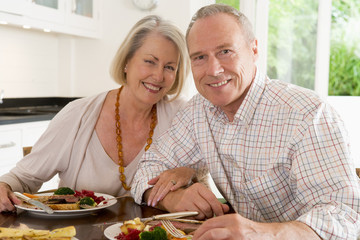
292, 102, 360, 239
131, 99, 208, 204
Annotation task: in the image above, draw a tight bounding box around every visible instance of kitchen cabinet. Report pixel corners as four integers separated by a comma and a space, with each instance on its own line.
66, 0, 101, 33
0, 0, 102, 38
0, 120, 59, 191
27, 0, 65, 24
0, 0, 27, 15
0, 128, 22, 176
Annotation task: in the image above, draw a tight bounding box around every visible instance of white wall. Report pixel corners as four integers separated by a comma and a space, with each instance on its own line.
0, 0, 211, 99
327, 97, 360, 168
0, 24, 59, 97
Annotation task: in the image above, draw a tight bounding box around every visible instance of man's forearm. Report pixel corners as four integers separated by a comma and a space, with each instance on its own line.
267, 221, 321, 240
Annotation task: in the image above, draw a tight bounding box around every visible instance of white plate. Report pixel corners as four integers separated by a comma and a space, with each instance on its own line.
104, 222, 123, 240
104, 222, 194, 240
15, 192, 117, 217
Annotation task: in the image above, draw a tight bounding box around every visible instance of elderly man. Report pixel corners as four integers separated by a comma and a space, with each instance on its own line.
132, 4, 360, 239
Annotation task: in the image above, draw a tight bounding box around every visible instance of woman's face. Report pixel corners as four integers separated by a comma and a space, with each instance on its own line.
125, 33, 180, 106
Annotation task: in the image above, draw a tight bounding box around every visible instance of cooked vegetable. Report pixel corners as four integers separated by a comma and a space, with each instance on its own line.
120, 218, 145, 234
53, 187, 75, 195
79, 197, 96, 207
23, 193, 39, 199
139, 227, 167, 240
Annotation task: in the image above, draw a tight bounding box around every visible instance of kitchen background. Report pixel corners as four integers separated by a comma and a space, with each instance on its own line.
0, 0, 359, 192
0, 0, 208, 99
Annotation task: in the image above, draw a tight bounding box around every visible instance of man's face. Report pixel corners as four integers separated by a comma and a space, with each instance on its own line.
187, 13, 258, 114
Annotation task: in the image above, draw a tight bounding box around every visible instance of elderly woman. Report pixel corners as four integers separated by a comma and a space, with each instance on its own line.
0, 15, 203, 212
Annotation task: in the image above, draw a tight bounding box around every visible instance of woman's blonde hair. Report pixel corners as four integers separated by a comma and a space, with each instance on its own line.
110, 15, 189, 101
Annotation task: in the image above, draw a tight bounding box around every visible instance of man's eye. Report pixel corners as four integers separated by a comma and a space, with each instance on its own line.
221, 49, 230, 54
193, 55, 205, 61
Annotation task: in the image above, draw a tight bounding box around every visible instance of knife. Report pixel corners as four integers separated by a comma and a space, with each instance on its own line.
140, 211, 198, 222
92, 211, 199, 227
14, 192, 54, 214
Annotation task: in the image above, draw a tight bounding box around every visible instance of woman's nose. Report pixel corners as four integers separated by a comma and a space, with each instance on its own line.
152, 66, 164, 82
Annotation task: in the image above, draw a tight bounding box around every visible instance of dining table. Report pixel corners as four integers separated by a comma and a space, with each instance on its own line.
0, 196, 167, 239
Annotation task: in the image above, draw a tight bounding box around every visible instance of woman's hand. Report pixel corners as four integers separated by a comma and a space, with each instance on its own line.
147, 167, 196, 207
0, 182, 21, 212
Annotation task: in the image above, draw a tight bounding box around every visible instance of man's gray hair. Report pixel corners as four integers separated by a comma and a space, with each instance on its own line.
186, 3, 255, 43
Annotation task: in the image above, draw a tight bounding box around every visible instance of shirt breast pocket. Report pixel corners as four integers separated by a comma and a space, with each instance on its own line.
242, 166, 297, 221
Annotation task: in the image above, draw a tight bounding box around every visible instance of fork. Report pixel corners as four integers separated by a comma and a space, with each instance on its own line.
160, 219, 193, 239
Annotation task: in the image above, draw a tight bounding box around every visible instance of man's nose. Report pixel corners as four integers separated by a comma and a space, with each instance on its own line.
206, 57, 224, 76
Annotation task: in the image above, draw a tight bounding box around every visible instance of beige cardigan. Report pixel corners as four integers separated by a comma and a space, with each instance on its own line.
0, 91, 187, 196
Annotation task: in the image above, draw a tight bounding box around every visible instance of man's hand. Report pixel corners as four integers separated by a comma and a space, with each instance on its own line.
192, 214, 321, 240
147, 167, 196, 207
146, 182, 229, 219
0, 182, 21, 212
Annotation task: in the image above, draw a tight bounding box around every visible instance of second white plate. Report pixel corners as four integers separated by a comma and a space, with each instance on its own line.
15, 192, 117, 217
104, 222, 123, 240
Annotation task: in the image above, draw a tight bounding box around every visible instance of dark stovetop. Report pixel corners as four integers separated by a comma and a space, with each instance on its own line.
0, 97, 80, 125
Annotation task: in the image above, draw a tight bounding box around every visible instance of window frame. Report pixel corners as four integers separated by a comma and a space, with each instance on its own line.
240, 0, 332, 98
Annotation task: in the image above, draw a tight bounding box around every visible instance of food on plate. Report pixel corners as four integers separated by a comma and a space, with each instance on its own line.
22, 193, 40, 199
79, 197, 97, 208
46, 194, 80, 210
53, 187, 75, 195
139, 226, 168, 240
0, 226, 76, 239
115, 217, 189, 240
20, 188, 105, 211
119, 218, 147, 235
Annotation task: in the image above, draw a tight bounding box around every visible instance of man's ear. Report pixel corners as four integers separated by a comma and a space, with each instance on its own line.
251, 39, 259, 62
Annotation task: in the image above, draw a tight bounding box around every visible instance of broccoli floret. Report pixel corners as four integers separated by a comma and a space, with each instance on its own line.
54, 187, 75, 195
139, 227, 167, 240
79, 197, 97, 207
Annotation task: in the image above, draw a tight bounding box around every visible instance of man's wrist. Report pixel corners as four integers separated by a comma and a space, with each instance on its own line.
264, 221, 320, 240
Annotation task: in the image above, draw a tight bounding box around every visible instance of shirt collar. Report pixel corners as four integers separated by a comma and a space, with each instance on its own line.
206, 68, 267, 125
235, 68, 266, 125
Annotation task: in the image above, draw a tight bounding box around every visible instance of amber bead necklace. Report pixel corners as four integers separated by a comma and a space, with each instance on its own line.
115, 86, 157, 191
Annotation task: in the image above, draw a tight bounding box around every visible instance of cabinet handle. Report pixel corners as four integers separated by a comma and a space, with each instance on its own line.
0, 141, 16, 149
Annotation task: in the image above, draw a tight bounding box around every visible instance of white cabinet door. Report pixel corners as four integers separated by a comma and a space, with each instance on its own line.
0, 0, 27, 15
65, 0, 101, 37
0, 128, 22, 176
0, 0, 101, 38
22, 121, 50, 147
26, 0, 65, 24
0, 121, 59, 191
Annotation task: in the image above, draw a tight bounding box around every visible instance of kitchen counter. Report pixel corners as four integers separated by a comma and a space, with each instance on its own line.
0, 97, 80, 125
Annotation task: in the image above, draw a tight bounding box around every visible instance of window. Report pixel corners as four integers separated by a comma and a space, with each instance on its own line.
216, 0, 360, 97
267, 0, 318, 90
329, 0, 360, 96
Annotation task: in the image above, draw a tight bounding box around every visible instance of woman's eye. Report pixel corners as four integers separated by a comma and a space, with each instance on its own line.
165, 66, 175, 71
144, 60, 155, 64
